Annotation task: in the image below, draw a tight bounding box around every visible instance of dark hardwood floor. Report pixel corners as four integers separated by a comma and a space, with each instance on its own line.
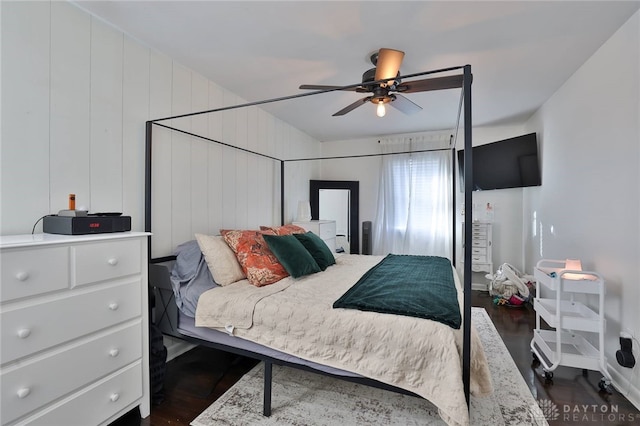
113, 291, 639, 425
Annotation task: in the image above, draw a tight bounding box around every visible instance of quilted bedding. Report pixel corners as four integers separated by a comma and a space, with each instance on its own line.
195, 254, 492, 426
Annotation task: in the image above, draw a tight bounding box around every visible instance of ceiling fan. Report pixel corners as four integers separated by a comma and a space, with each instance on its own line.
299, 48, 462, 117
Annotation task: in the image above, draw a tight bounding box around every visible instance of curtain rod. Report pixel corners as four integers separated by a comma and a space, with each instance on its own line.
149, 65, 466, 123
285, 146, 453, 163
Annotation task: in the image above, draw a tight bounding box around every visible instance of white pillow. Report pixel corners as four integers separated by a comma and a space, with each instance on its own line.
195, 233, 245, 286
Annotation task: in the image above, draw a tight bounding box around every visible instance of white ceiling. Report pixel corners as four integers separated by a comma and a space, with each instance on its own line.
75, 1, 639, 142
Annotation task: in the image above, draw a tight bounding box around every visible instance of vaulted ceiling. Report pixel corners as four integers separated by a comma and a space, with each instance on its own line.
75, 1, 639, 142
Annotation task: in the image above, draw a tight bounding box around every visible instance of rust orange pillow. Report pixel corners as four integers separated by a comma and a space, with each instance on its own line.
259, 224, 307, 236
220, 229, 289, 287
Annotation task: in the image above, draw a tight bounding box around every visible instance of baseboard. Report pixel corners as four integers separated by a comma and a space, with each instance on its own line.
608, 361, 640, 411
472, 282, 488, 291
163, 335, 196, 362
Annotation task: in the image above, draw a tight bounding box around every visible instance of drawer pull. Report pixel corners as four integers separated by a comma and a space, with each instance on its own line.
110, 393, 120, 402
109, 348, 120, 357
17, 328, 31, 339
17, 388, 31, 399
15, 271, 29, 281
108, 302, 119, 311
107, 258, 119, 266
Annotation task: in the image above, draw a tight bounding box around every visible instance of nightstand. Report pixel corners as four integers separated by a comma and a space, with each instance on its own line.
292, 220, 336, 253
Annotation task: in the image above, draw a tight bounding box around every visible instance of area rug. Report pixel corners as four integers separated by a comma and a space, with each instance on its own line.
191, 307, 547, 426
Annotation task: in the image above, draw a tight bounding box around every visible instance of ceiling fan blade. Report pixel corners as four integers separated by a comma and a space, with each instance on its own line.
332, 97, 370, 116
299, 84, 359, 92
374, 48, 405, 84
399, 75, 465, 93
389, 94, 422, 115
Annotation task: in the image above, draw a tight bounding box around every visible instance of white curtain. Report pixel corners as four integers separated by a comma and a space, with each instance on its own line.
373, 138, 453, 257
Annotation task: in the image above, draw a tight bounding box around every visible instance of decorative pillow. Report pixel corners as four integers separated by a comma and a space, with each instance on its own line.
195, 234, 246, 286
220, 229, 289, 287
263, 234, 321, 278
293, 231, 336, 271
170, 239, 220, 317
259, 224, 307, 236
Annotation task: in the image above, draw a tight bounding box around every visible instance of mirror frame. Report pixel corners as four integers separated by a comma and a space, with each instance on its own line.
310, 180, 360, 254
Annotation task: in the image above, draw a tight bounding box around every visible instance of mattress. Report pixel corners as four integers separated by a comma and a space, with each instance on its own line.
195, 254, 492, 426
177, 312, 360, 378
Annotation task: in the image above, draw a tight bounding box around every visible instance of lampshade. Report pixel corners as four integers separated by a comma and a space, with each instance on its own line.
297, 201, 311, 222
564, 258, 589, 280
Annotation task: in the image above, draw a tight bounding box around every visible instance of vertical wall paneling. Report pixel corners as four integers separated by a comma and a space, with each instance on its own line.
246, 106, 260, 228
235, 103, 249, 228
261, 110, 277, 224
149, 51, 173, 257
122, 37, 150, 231
221, 146, 237, 228
170, 63, 192, 248
190, 72, 209, 236
221, 89, 238, 228
207, 82, 224, 235
3, 2, 321, 254
207, 82, 224, 142
222, 89, 238, 146
90, 18, 123, 213
265, 113, 280, 224
1, 1, 51, 234
50, 2, 91, 213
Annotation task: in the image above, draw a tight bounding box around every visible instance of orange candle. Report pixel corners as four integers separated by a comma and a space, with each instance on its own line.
69, 194, 76, 210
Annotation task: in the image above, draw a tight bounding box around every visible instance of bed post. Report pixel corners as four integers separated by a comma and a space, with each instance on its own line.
145, 121, 153, 256
263, 361, 273, 416
280, 161, 285, 226
451, 147, 457, 267
462, 65, 473, 406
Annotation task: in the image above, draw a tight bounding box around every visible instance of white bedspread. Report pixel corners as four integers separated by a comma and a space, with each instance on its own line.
196, 255, 492, 426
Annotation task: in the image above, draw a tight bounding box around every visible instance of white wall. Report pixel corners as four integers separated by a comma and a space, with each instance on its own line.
0, 1, 321, 238
524, 11, 640, 407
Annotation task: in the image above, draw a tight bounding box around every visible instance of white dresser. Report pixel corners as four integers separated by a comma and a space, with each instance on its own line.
0, 232, 150, 426
461, 222, 493, 289
292, 220, 336, 253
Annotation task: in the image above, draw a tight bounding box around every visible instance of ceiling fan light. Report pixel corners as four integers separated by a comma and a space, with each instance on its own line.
376, 101, 386, 117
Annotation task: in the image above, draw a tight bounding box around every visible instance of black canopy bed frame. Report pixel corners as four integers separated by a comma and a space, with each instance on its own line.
145, 64, 475, 418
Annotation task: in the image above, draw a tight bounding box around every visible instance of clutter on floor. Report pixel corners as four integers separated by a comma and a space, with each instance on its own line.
485, 263, 536, 307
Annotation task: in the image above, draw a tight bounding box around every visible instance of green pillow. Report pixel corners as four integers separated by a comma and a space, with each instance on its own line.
293, 232, 336, 271
263, 234, 321, 278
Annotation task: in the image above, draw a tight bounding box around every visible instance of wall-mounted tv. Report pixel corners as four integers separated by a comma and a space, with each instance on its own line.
457, 132, 541, 191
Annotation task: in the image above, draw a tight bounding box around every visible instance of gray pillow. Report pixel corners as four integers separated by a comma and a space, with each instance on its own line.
170, 240, 219, 317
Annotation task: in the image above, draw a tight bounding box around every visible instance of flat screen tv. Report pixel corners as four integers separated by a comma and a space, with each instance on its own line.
457, 132, 541, 191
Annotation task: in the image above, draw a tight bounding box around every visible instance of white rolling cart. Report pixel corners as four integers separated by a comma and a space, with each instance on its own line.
530, 259, 612, 392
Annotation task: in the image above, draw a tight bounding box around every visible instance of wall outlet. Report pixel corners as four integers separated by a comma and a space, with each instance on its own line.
616, 335, 636, 368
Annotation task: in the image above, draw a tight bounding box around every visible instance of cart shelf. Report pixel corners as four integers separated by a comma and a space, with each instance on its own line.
530, 259, 611, 388
533, 329, 601, 371
533, 298, 600, 332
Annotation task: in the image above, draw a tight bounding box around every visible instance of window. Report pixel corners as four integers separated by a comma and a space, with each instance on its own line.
373, 147, 452, 257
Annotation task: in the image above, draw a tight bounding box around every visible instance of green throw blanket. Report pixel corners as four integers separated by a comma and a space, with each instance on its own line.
333, 254, 461, 329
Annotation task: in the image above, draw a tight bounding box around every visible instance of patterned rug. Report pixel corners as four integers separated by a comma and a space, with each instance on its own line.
192, 307, 547, 426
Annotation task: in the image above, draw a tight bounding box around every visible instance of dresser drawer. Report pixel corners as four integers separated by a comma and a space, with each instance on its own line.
471, 247, 486, 255
0, 247, 69, 303
322, 237, 336, 254
19, 362, 142, 426
318, 222, 336, 240
2, 323, 142, 424
471, 255, 487, 263
73, 239, 141, 287
1, 281, 141, 364
471, 263, 492, 272
471, 239, 488, 247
